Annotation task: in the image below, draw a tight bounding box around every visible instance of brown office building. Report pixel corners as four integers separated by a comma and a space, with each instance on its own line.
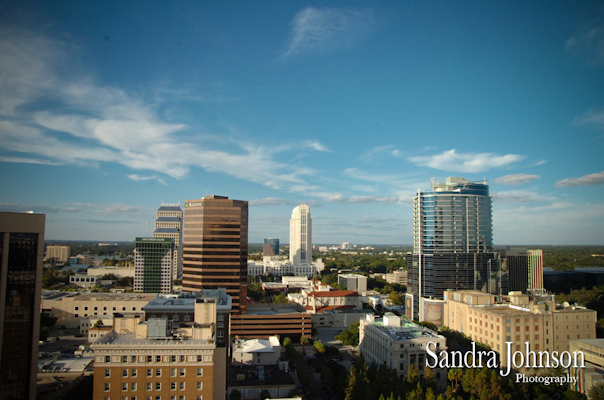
0, 212, 45, 400
182, 196, 248, 314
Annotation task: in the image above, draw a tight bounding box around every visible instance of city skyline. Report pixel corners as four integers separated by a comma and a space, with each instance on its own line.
0, 2, 603, 245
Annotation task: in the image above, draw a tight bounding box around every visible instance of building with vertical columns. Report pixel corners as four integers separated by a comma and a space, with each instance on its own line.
289, 204, 312, 266
134, 237, 174, 294
182, 196, 248, 314
408, 177, 504, 321
528, 249, 544, 290
46, 244, 70, 263
153, 204, 183, 280
0, 212, 45, 400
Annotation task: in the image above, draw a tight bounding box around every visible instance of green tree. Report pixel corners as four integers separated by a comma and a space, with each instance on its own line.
335, 321, 360, 346
589, 382, 604, 400
259, 389, 271, 399
313, 340, 325, 354
388, 291, 404, 305
117, 276, 133, 286
229, 389, 242, 400
274, 292, 288, 304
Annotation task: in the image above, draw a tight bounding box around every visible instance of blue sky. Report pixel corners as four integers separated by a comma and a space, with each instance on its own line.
1, 1, 603, 245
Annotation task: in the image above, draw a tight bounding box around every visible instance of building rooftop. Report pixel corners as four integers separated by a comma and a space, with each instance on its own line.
93, 331, 215, 347
307, 290, 359, 297
46, 292, 157, 302
369, 319, 443, 341
153, 227, 180, 234
158, 205, 182, 212
234, 337, 280, 354
155, 216, 181, 222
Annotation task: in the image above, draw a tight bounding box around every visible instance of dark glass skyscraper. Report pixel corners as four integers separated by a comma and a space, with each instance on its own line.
408, 177, 504, 320
263, 238, 279, 257
0, 212, 45, 400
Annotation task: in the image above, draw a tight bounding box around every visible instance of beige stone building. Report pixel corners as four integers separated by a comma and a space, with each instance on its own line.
41, 292, 157, 328
385, 270, 408, 286
569, 339, 604, 398
91, 297, 226, 400
443, 289, 596, 367
46, 244, 70, 263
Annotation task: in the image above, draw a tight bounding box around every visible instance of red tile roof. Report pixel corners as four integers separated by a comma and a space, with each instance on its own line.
305, 305, 356, 313
307, 290, 359, 297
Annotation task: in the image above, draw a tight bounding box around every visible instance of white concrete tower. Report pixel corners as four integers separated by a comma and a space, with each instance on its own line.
289, 204, 312, 266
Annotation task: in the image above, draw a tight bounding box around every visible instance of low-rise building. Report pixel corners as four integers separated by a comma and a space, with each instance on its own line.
385, 270, 408, 286
311, 309, 373, 329
338, 274, 368, 295
86, 265, 135, 278
69, 274, 101, 288
359, 313, 447, 389
288, 289, 362, 313
41, 292, 157, 328
227, 365, 296, 400
569, 339, 604, 398
247, 258, 325, 278
443, 289, 597, 367
231, 304, 312, 339
142, 289, 232, 348
232, 337, 282, 366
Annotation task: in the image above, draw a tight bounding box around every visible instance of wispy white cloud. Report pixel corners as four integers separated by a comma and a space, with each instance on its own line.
127, 174, 166, 185
250, 198, 321, 207
360, 145, 401, 161
0, 26, 325, 193
0, 202, 78, 214
282, 7, 374, 59
494, 174, 540, 185
408, 149, 525, 173
66, 202, 152, 214
566, 11, 604, 65
491, 190, 556, 203
304, 140, 331, 152
322, 194, 399, 204
555, 171, 604, 187
573, 108, 604, 130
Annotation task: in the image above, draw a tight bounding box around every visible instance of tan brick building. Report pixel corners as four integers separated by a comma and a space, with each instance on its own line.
91, 298, 227, 400
443, 289, 597, 367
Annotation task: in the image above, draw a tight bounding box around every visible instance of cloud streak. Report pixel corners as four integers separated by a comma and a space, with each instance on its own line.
408, 149, 525, 173
283, 7, 373, 59
566, 11, 604, 65
495, 174, 540, 185
555, 171, 604, 187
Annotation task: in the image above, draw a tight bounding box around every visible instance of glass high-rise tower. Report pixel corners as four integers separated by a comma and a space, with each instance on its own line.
408, 177, 505, 321
0, 212, 45, 400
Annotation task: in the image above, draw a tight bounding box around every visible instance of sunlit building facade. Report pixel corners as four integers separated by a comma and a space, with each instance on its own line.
182, 196, 248, 314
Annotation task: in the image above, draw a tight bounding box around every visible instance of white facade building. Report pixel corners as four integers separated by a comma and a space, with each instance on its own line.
232, 336, 282, 366
290, 204, 312, 266
338, 274, 367, 294
247, 258, 325, 278
359, 314, 447, 389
